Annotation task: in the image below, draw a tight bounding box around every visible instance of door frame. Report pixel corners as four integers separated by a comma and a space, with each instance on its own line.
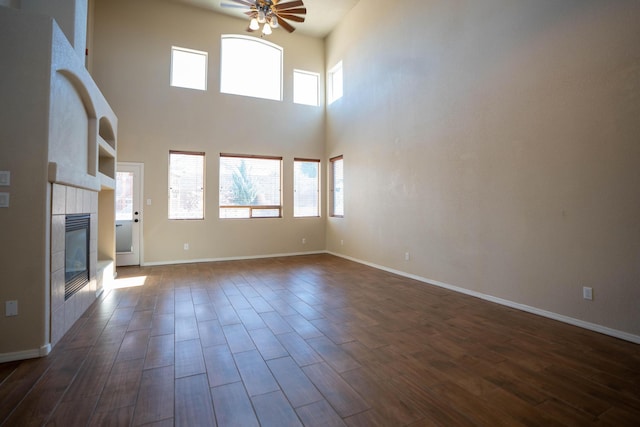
116, 162, 144, 266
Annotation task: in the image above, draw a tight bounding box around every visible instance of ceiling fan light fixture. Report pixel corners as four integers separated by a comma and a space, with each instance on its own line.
220, 0, 305, 35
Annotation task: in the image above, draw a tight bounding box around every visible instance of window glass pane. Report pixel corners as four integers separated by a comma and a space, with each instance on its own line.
115, 171, 133, 221
221, 36, 282, 101
294, 160, 319, 217
331, 157, 344, 217
294, 70, 319, 106
169, 152, 205, 220
219, 155, 282, 218
328, 61, 343, 104
171, 46, 207, 91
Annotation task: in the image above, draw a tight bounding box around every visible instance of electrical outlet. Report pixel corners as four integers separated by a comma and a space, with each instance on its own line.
6, 300, 18, 316
583, 286, 593, 301
405, 252, 410, 261
302, 238, 306, 244
184, 243, 189, 250
340, 239, 344, 246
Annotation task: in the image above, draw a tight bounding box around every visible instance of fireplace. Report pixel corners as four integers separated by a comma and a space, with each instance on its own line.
65, 214, 90, 300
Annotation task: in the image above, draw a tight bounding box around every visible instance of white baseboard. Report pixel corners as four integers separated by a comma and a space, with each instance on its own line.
328, 251, 640, 345
0, 343, 51, 363
141, 250, 326, 267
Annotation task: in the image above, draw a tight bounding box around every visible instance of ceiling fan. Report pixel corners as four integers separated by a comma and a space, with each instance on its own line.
221, 0, 307, 35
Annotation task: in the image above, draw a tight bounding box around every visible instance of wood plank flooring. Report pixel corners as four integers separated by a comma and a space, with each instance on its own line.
1, 254, 638, 426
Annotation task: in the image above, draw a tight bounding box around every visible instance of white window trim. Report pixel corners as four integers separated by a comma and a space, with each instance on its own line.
327, 61, 343, 104
220, 34, 283, 101
170, 46, 208, 91
293, 69, 320, 107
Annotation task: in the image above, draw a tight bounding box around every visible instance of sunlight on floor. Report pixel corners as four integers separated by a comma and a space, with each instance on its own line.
107, 275, 147, 290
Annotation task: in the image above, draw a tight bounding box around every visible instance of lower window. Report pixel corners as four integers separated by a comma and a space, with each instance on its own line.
169, 151, 205, 220
294, 158, 320, 217
219, 154, 282, 218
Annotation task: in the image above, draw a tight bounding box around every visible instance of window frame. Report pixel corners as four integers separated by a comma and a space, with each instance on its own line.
168, 150, 206, 220
170, 46, 208, 91
327, 61, 343, 104
293, 69, 320, 107
293, 158, 321, 218
220, 35, 283, 101
329, 155, 344, 218
219, 153, 283, 219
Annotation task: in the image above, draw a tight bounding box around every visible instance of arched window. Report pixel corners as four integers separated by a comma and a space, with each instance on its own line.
220, 35, 283, 101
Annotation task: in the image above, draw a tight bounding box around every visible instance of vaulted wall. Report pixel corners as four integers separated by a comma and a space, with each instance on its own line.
325, 0, 640, 339
91, 0, 326, 265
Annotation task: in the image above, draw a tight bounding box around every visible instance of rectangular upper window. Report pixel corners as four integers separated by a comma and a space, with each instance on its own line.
293, 70, 319, 106
219, 154, 282, 219
330, 155, 344, 217
169, 151, 205, 220
220, 35, 283, 101
328, 61, 343, 104
294, 158, 320, 217
170, 46, 208, 91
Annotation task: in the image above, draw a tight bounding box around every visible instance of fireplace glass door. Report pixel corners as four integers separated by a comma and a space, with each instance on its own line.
65, 214, 90, 300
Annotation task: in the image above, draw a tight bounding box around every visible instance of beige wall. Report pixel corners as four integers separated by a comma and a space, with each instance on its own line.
0, 8, 52, 356
91, 0, 326, 264
21, 0, 88, 60
325, 0, 640, 337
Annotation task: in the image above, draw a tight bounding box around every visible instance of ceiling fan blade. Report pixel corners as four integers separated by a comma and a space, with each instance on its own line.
245, 10, 257, 16
276, 13, 305, 23
221, 2, 248, 8
276, 7, 305, 15
274, 0, 304, 11
228, 0, 255, 6
275, 16, 296, 33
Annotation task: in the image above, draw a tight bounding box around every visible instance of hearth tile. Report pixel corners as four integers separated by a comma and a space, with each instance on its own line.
66, 187, 77, 214
52, 184, 66, 215
51, 215, 65, 254
51, 268, 65, 311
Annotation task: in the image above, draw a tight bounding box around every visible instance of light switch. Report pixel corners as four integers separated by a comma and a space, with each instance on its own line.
0, 171, 9, 186
146, 199, 152, 206
0, 192, 9, 208
6, 300, 18, 316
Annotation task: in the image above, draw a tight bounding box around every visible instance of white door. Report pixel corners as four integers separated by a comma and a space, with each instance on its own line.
116, 163, 143, 266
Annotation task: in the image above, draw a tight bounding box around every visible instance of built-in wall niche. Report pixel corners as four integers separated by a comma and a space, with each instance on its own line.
99, 117, 116, 149
98, 141, 115, 179
97, 116, 116, 188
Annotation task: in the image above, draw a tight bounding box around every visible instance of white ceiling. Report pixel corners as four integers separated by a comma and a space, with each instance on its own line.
172, 0, 360, 38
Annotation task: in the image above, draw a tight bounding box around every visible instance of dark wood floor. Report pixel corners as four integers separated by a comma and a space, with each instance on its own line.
1, 254, 638, 426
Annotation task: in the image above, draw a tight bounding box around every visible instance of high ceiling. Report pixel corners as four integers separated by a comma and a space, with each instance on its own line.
172, 0, 360, 38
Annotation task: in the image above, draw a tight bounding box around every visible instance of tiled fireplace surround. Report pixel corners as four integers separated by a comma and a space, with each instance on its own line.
50, 183, 99, 347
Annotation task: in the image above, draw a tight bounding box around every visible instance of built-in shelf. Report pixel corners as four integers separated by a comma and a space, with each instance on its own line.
99, 117, 116, 150
98, 172, 115, 190
98, 135, 115, 181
